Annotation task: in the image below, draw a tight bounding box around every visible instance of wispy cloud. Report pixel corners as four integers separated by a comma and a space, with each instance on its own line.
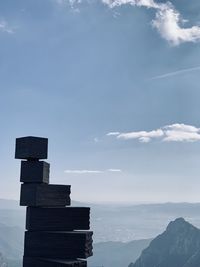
64, 169, 103, 174
117, 129, 164, 143
56, 0, 81, 9
56, 0, 200, 45
0, 20, 15, 34
107, 123, 200, 143
151, 66, 200, 80
106, 132, 121, 136
103, 0, 200, 45
108, 169, 122, 172
64, 169, 122, 174
56, 0, 78, 5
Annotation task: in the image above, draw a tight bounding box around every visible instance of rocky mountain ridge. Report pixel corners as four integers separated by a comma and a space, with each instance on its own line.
129, 218, 200, 267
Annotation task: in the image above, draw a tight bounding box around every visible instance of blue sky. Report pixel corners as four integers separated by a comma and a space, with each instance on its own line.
1, 0, 200, 203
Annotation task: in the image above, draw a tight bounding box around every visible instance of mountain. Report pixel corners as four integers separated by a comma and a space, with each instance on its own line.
1, 199, 200, 265
129, 218, 200, 267
2, 199, 200, 242
0, 224, 23, 259
88, 239, 151, 267
90, 202, 200, 242
0, 253, 7, 267
0, 200, 24, 261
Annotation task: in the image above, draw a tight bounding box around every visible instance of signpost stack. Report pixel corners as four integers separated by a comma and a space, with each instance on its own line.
15, 136, 93, 267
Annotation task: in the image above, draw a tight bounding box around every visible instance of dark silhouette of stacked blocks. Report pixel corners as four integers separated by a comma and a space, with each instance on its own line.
15, 136, 93, 267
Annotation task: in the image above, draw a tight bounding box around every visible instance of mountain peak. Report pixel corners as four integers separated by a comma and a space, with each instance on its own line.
171, 217, 186, 223
166, 217, 192, 233
131, 218, 200, 267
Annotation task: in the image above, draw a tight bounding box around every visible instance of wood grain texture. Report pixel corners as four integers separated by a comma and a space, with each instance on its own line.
20, 184, 71, 207
26, 207, 90, 230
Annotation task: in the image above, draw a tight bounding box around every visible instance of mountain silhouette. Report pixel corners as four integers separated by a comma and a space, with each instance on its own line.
129, 218, 200, 267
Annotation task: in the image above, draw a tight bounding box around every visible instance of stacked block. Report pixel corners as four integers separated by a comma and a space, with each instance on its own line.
15, 136, 93, 267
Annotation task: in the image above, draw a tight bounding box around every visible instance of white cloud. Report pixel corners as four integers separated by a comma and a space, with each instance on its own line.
163, 124, 200, 142
65, 169, 103, 174
164, 123, 199, 133
56, 0, 200, 45
102, 0, 200, 45
117, 129, 164, 142
107, 123, 200, 143
107, 132, 121, 136
108, 169, 122, 172
152, 4, 200, 45
65, 168, 122, 174
0, 20, 15, 34
56, 0, 81, 7
102, 0, 158, 9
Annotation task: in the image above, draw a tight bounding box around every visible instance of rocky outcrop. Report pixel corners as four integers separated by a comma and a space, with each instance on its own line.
129, 218, 200, 267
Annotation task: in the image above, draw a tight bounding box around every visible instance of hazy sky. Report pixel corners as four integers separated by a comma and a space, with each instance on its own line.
1, 0, 200, 203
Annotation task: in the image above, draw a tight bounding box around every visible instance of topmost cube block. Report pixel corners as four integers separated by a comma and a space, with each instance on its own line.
15, 136, 48, 160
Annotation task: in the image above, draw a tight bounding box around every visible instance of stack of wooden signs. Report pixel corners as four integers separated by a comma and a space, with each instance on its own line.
15, 136, 93, 267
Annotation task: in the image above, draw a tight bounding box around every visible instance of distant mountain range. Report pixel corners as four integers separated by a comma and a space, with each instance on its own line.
129, 218, 200, 267
0, 199, 200, 267
1, 199, 200, 242
0, 200, 24, 266
88, 239, 151, 267
0, 224, 23, 259
90, 201, 200, 242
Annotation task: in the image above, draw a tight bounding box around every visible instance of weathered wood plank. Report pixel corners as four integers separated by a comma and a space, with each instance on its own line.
20, 161, 50, 183
24, 231, 93, 259
20, 184, 71, 207
26, 207, 90, 230
23, 257, 87, 267
15, 136, 48, 159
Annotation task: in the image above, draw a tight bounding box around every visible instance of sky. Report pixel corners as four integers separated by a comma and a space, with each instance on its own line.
1, 0, 200, 203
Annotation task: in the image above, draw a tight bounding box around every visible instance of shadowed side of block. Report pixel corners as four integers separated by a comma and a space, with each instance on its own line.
20, 184, 71, 206
26, 207, 90, 231
23, 257, 87, 267
15, 136, 48, 159
24, 231, 93, 259
20, 161, 50, 183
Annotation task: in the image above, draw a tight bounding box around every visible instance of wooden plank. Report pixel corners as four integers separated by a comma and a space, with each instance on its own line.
26, 207, 90, 230
15, 136, 48, 159
20, 161, 50, 183
24, 231, 93, 259
20, 184, 71, 207
23, 257, 87, 267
